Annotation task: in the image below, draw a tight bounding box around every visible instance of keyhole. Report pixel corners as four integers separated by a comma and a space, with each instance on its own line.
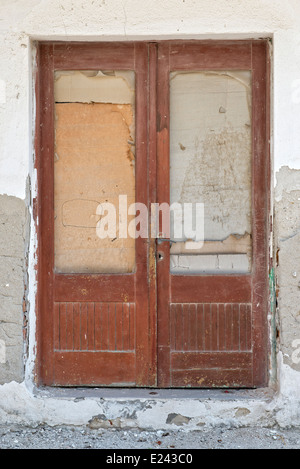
158, 252, 164, 260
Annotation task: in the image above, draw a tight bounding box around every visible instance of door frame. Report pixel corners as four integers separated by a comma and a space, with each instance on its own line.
34, 40, 271, 388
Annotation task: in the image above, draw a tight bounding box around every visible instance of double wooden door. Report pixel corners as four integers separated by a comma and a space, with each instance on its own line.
36, 41, 269, 387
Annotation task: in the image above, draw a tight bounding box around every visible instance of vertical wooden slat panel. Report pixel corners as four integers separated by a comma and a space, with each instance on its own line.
59, 303, 67, 351
54, 302, 60, 351
232, 303, 240, 351
101, 303, 109, 351
73, 302, 81, 351
129, 303, 135, 351
239, 303, 247, 351
204, 303, 211, 351
211, 303, 219, 351
170, 304, 176, 350
80, 303, 88, 350
122, 302, 130, 351
196, 303, 204, 351
54, 301, 138, 352
94, 302, 102, 350
246, 303, 252, 351
87, 303, 95, 351
115, 303, 123, 351
168, 303, 252, 352
225, 303, 233, 351
108, 303, 116, 351
66, 303, 74, 350
183, 303, 190, 351
218, 303, 226, 351
176, 303, 183, 351
189, 304, 197, 351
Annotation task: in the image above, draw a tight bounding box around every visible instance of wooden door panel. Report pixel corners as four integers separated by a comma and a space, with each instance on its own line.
171, 275, 252, 303
171, 364, 253, 388
36, 42, 152, 387
170, 303, 252, 352
168, 42, 252, 70
53, 351, 136, 386
169, 302, 253, 387
54, 301, 136, 352
54, 274, 135, 302
156, 41, 269, 388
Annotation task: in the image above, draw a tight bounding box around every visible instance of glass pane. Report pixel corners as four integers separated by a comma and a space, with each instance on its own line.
170, 70, 252, 274
54, 70, 135, 273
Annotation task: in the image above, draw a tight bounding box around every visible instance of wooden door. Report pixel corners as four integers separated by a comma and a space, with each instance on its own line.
156, 41, 269, 388
36, 40, 269, 388
36, 42, 155, 386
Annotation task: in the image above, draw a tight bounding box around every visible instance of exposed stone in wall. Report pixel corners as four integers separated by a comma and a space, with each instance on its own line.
275, 166, 300, 372
0, 195, 26, 384
166, 413, 191, 426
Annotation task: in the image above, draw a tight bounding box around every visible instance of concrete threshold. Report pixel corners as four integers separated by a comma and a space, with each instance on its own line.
20, 385, 276, 430
33, 385, 274, 401
1, 381, 285, 430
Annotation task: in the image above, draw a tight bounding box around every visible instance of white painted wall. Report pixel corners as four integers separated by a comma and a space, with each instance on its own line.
0, 0, 299, 199
0, 0, 300, 199
0, 0, 300, 427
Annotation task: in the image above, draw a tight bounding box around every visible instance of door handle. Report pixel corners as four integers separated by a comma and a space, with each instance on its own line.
156, 238, 177, 245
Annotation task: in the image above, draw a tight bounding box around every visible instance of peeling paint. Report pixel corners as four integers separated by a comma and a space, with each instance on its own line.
275, 167, 300, 372
54, 69, 136, 273
170, 70, 252, 273
0, 0, 300, 430
0, 195, 27, 383
55, 70, 135, 103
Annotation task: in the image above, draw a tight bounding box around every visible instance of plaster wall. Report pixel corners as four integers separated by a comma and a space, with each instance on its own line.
0, 0, 300, 428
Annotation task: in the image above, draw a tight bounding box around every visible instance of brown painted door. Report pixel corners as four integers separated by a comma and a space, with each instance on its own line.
36, 41, 269, 388
156, 41, 269, 388
36, 42, 155, 386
